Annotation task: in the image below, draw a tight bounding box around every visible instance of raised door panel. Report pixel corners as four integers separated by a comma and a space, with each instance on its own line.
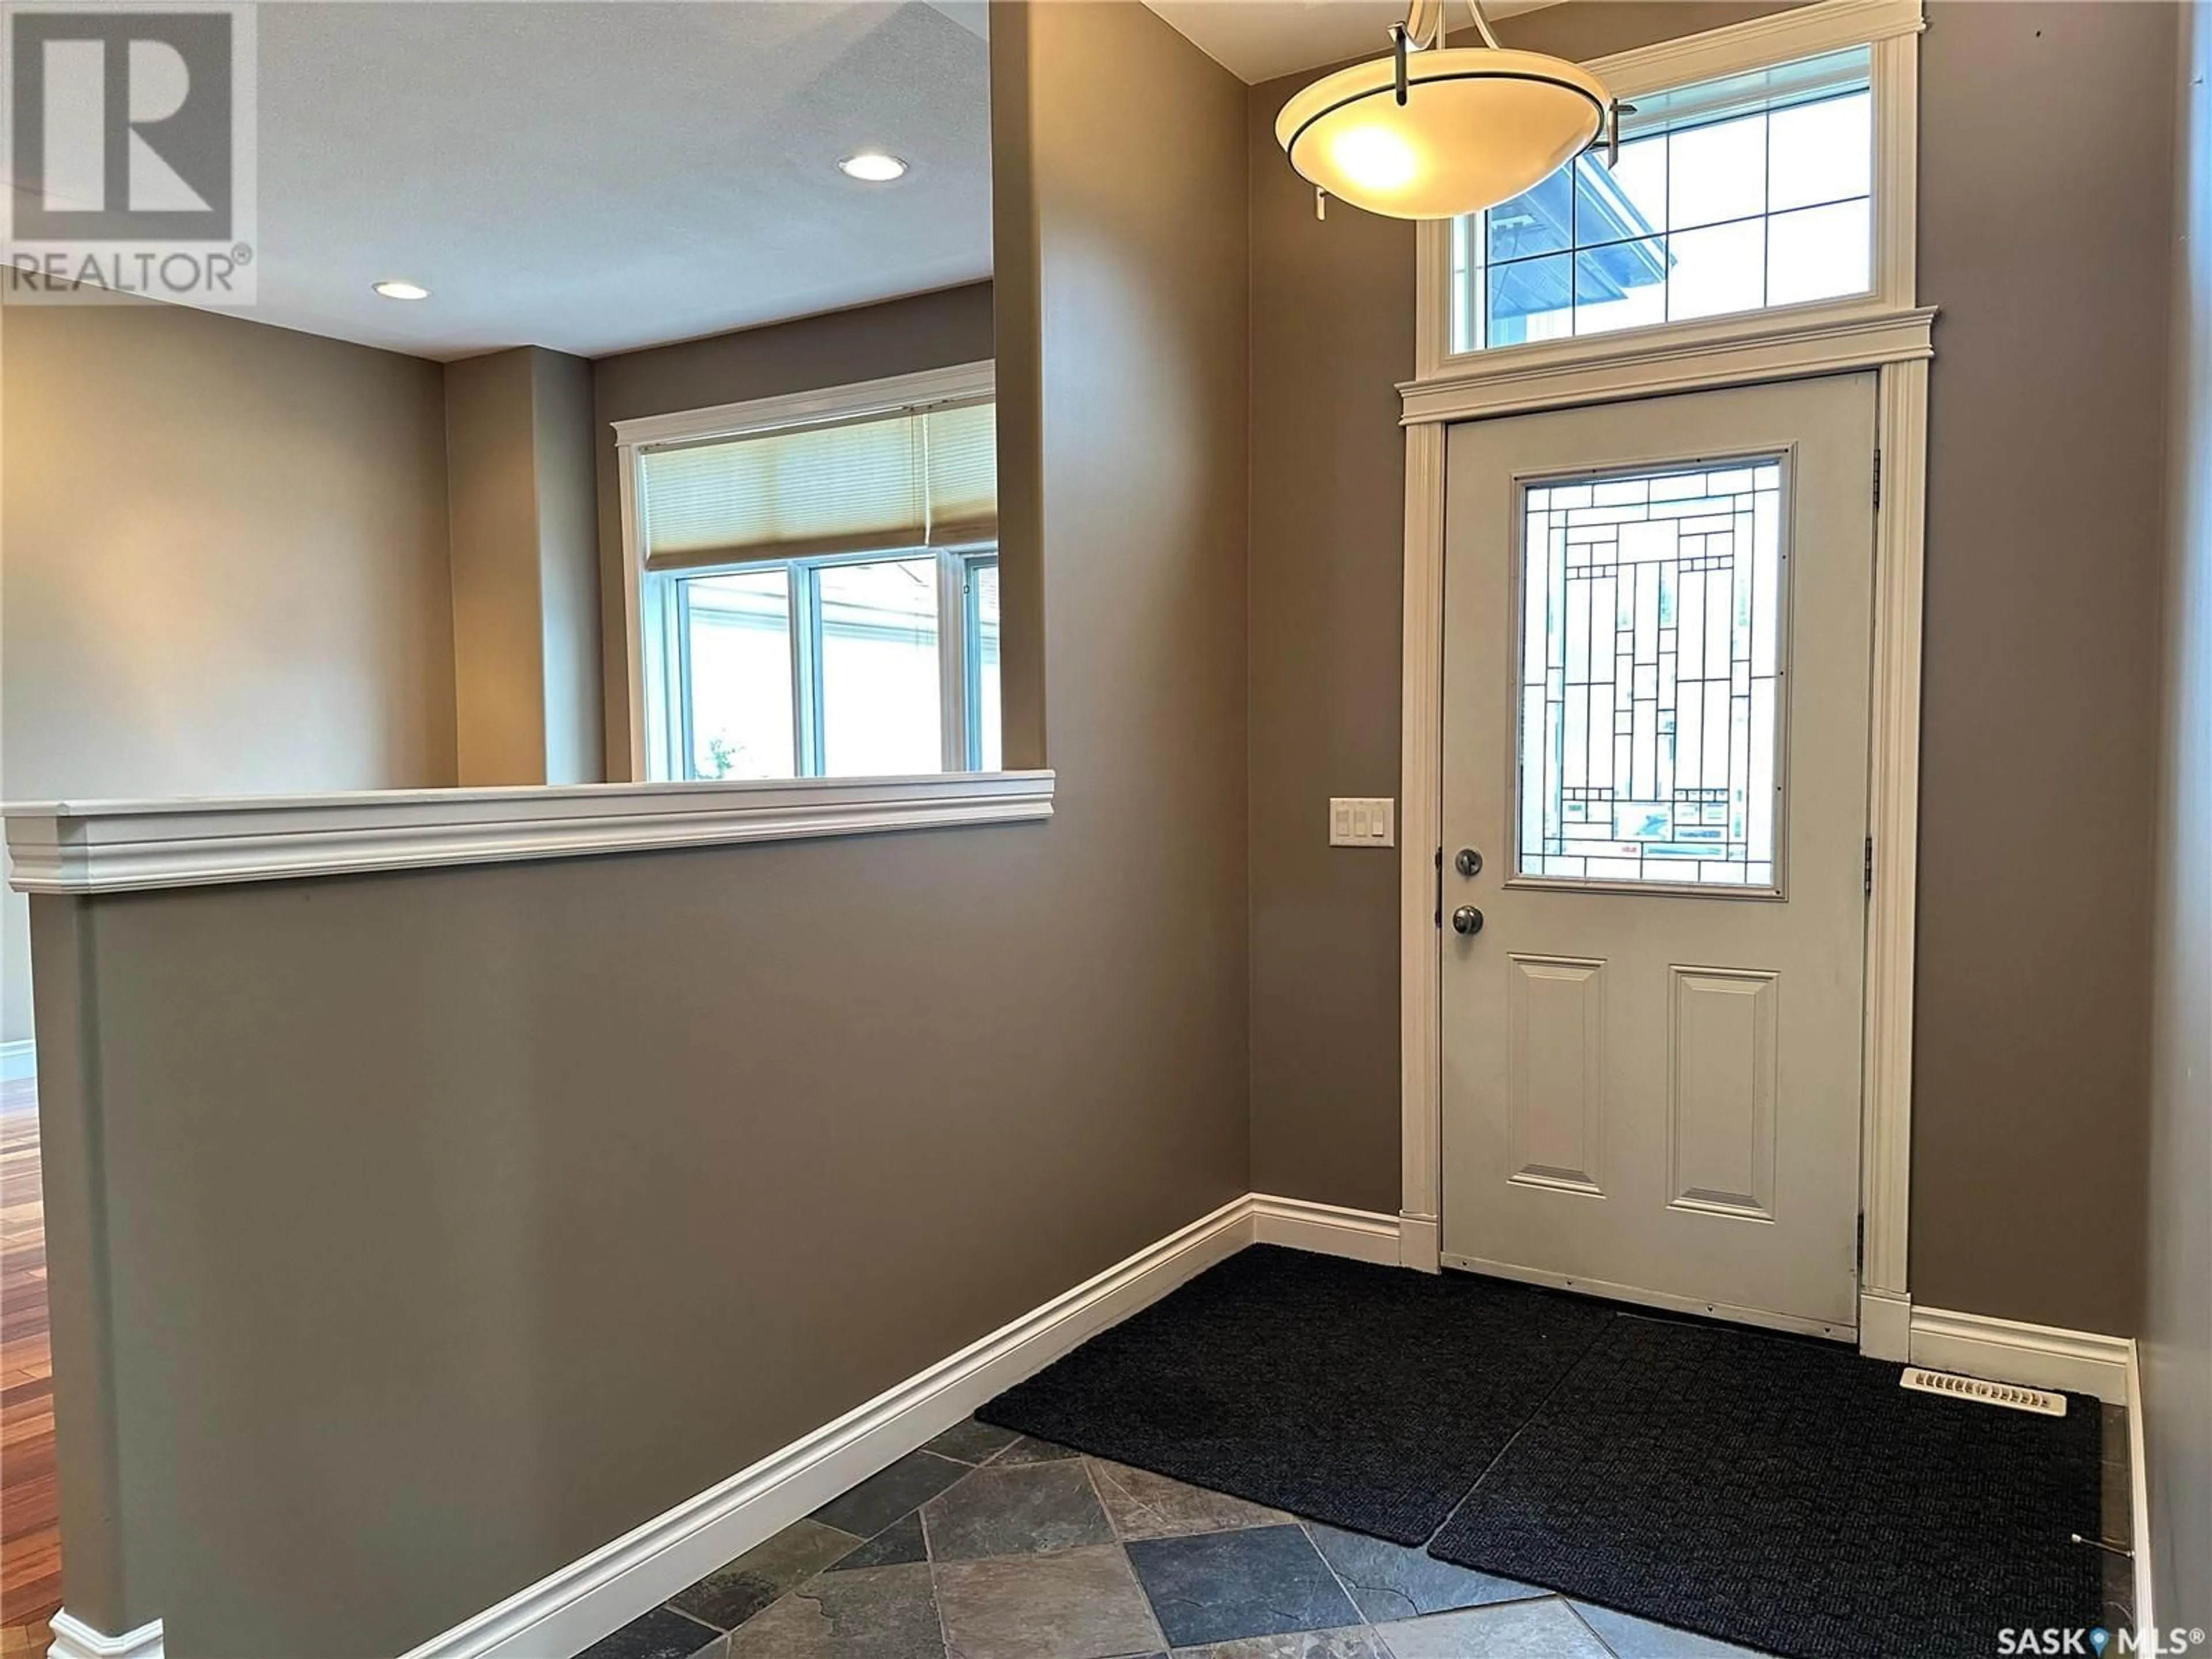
1667, 965, 1779, 1220
1506, 955, 1607, 1196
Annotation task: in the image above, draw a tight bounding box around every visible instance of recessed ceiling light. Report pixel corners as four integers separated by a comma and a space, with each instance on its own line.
838, 151, 908, 183
372, 279, 431, 301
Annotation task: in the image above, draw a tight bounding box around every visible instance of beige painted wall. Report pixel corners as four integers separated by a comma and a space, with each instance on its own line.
13, 2, 2193, 1647
535, 349, 604, 787
1246, 2, 1802, 1213
1244, 54, 1413, 1211
591, 282, 998, 781
1246, 1, 2176, 1332
0, 300, 457, 1042
1907, 1, 2172, 1331
2144, 0, 2211, 1633
446, 349, 548, 785
445, 346, 603, 786
29, 7, 1249, 1651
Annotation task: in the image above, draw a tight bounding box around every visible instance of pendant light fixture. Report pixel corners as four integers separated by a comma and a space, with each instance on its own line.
1275, 0, 1618, 222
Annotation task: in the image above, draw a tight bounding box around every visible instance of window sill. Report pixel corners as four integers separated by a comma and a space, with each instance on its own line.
2, 771, 1056, 895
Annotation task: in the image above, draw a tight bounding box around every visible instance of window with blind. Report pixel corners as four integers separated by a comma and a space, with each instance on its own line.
628, 377, 999, 782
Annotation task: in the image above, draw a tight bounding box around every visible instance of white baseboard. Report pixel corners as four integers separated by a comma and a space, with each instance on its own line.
387, 1192, 1396, 1658
1397, 1212, 1442, 1272
2127, 1336, 2154, 1648
46, 1613, 162, 1659
0, 1039, 34, 1083
46, 1191, 1400, 1659
1858, 1288, 1912, 1362
1250, 1195, 1404, 1265
54, 1210, 2153, 1659
1908, 1305, 2133, 1406
53, 1211, 2158, 1659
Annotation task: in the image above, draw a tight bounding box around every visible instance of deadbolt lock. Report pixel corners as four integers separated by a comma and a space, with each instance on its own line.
1455, 847, 1483, 877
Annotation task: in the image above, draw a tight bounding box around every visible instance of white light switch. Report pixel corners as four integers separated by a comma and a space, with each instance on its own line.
1328, 797, 1395, 848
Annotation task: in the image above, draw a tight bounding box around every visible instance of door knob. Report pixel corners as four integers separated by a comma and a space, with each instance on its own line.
1451, 906, 1484, 937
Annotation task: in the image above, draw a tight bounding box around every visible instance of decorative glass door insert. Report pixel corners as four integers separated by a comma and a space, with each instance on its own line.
1516, 457, 1788, 891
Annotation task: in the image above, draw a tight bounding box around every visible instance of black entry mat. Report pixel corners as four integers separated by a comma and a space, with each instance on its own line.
1427, 1313, 2105, 1659
976, 1245, 1613, 1544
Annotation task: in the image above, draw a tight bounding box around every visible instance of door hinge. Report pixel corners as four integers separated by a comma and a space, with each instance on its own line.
1855, 1214, 1866, 1273
1863, 835, 1874, 897
1872, 448, 1883, 509
1433, 846, 1444, 929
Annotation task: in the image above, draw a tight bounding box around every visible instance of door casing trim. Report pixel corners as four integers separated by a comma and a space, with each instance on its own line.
1396, 317, 1934, 1365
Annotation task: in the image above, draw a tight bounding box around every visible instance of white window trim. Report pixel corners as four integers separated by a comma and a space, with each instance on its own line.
1412, 0, 1925, 390
944, 548, 1001, 772
1393, 0, 1930, 1369
612, 360, 998, 788
611, 359, 995, 452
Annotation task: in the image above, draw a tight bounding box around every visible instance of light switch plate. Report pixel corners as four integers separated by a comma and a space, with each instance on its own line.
1329, 797, 1396, 848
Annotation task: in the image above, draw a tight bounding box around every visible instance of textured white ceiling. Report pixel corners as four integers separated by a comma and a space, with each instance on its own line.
249, 2, 991, 361
1143, 0, 1560, 86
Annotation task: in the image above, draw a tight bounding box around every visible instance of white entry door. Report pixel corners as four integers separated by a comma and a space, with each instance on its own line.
1439, 374, 1876, 1338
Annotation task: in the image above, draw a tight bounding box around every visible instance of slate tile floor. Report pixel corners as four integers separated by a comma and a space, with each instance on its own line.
573, 1419, 1775, 1659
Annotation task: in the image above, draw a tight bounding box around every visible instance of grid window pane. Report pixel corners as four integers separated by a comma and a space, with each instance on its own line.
1517, 459, 1787, 889
1488, 166, 1574, 264
1575, 239, 1669, 336
1767, 199, 1872, 306
1668, 219, 1767, 321
1449, 51, 1873, 355
818, 557, 941, 777
1597, 138, 1667, 234
1666, 111, 1767, 229
1768, 93, 1871, 210
1489, 251, 1575, 348
683, 569, 794, 779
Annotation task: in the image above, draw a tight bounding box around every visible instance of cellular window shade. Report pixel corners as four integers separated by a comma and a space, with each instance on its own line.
639, 401, 997, 573
923, 403, 997, 547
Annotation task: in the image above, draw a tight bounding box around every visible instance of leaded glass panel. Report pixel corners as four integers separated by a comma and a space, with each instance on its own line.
1516, 459, 1786, 890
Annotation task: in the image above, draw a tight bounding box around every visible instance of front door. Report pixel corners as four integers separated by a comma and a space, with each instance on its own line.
1438, 374, 1876, 1338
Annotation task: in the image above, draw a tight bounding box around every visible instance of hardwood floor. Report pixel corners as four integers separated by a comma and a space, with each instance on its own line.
1, 1076, 56, 1657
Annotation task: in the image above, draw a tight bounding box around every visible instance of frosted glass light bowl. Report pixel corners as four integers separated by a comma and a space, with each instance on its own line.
1277, 48, 1609, 220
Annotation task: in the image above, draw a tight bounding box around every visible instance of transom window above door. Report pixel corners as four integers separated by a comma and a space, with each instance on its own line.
1450, 47, 1874, 354
623, 368, 1000, 783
